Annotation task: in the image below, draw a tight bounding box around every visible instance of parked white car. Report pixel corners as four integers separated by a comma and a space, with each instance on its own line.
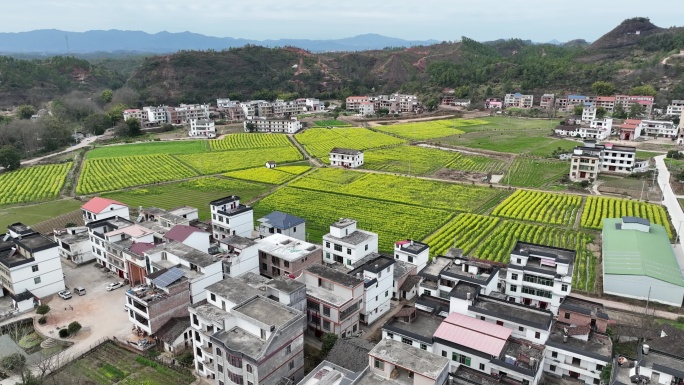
106, 282, 123, 291
58, 290, 72, 300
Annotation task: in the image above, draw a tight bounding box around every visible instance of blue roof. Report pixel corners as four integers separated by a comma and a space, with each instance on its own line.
259, 211, 305, 229
514, 93, 523, 97
568, 95, 586, 99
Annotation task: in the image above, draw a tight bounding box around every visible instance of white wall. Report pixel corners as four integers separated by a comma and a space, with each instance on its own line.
544, 346, 607, 384
323, 231, 378, 267
213, 210, 253, 239
11, 248, 65, 298
226, 244, 260, 278
188, 262, 224, 304
183, 232, 210, 253
363, 265, 393, 325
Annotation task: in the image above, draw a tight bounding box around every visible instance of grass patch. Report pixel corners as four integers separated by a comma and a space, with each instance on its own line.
446, 152, 508, 174
86, 141, 209, 159
433, 127, 576, 155
504, 157, 568, 188
177, 147, 303, 174
314, 120, 352, 127
637, 150, 663, 159
373, 119, 489, 140
362, 145, 456, 176
103, 177, 271, 220
101, 363, 126, 381
0, 199, 83, 232
296, 127, 405, 158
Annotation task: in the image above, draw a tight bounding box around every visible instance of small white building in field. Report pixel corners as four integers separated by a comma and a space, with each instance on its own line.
81, 197, 130, 224
189, 119, 216, 138
329, 148, 364, 168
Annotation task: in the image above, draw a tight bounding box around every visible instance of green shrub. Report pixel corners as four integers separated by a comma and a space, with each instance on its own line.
38, 316, 47, 325
67, 321, 81, 335
101, 363, 125, 381
36, 304, 50, 316
177, 351, 194, 367
58, 329, 69, 338
677, 316, 684, 324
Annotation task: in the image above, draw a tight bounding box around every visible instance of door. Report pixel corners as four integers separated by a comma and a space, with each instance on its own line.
625, 133, 631, 140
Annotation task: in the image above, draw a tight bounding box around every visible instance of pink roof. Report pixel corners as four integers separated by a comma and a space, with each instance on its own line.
82, 197, 126, 214
433, 313, 510, 356
164, 225, 206, 242
597, 96, 616, 102
395, 240, 411, 245
346, 96, 368, 100
130, 242, 155, 255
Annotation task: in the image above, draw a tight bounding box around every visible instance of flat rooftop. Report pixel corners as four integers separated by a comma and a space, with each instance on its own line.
267, 276, 306, 294
233, 296, 301, 328
348, 255, 394, 276
13, 234, 57, 252
369, 339, 449, 380
512, 241, 575, 263
324, 230, 375, 246
393, 260, 415, 280
192, 302, 229, 324
54, 231, 90, 244
547, 324, 612, 361
147, 241, 217, 268
304, 284, 350, 307
219, 235, 257, 249
420, 256, 451, 278
639, 349, 684, 380
212, 327, 266, 361
450, 281, 480, 300
470, 295, 553, 330
206, 277, 259, 305
499, 338, 544, 373
395, 240, 428, 255
257, 234, 320, 262
383, 309, 444, 344
559, 296, 609, 320
306, 264, 363, 288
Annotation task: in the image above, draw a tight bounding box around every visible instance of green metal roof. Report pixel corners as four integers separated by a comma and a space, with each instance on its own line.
602, 218, 684, 287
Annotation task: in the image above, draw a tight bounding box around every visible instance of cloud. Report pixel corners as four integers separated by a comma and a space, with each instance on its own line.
1, 0, 682, 42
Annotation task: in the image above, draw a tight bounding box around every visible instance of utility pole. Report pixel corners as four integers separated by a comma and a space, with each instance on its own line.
640, 180, 645, 201
645, 286, 652, 315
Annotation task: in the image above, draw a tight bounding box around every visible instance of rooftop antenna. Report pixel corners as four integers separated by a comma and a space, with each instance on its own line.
65, 35, 70, 53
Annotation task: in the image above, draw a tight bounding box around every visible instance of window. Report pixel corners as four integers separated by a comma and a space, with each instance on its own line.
260, 329, 266, 339
286, 344, 291, 354
217, 364, 223, 373
496, 320, 504, 326
219, 381, 224, 385
519, 326, 524, 332
323, 306, 331, 317
31, 265, 39, 272
34, 277, 41, 284
549, 364, 556, 372
564, 312, 571, 319
479, 363, 485, 371
596, 364, 604, 371
451, 352, 471, 366
346, 248, 351, 255
535, 332, 540, 339
593, 380, 600, 385
325, 242, 330, 248
385, 290, 389, 297
387, 332, 393, 338
551, 351, 557, 358
408, 256, 413, 263
420, 344, 427, 350
246, 364, 252, 373
288, 360, 294, 370
395, 254, 399, 259
401, 337, 412, 345
334, 244, 342, 252
365, 244, 369, 251
441, 350, 447, 357
511, 273, 518, 280
517, 258, 521, 264
347, 259, 351, 265
374, 359, 384, 370
210, 293, 216, 302
510, 285, 517, 292
216, 348, 222, 357
572, 357, 581, 366
322, 321, 330, 330
561, 284, 568, 292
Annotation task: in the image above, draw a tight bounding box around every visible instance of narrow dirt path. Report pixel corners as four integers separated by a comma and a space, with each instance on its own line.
287, 134, 322, 167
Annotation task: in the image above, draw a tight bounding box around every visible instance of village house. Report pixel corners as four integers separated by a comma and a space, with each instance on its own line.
345, 96, 370, 112
666, 99, 684, 116
329, 148, 364, 168
256, 233, 322, 278
504, 93, 534, 109
417, 253, 501, 300
81, 197, 130, 224
595, 96, 616, 112
216, 235, 260, 278
347, 254, 395, 325
189, 119, 216, 138
366, 338, 450, 385
358, 101, 375, 116
210, 196, 254, 239
570, 141, 638, 181
615, 94, 654, 115
53, 226, 95, 264
540, 94, 555, 109
322, 218, 378, 267
2, 223, 66, 311
544, 323, 612, 384
638, 119, 678, 138
619, 119, 642, 140
256, 211, 306, 241
394, 239, 430, 272
244, 117, 302, 134
485, 98, 503, 109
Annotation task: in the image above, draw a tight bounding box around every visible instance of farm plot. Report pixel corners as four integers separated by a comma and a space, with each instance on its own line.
0, 163, 72, 205
103, 177, 271, 220
47, 341, 195, 385
492, 190, 582, 226
177, 146, 304, 174
209, 133, 293, 151
314, 120, 352, 127
87, 141, 208, 159
373, 119, 489, 140
362, 145, 457, 176
581, 196, 672, 237
433, 128, 566, 155
504, 157, 568, 188
76, 155, 197, 194
295, 127, 406, 158
224, 165, 311, 184
254, 187, 453, 251
446, 152, 507, 174
290, 169, 501, 212
423, 214, 500, 257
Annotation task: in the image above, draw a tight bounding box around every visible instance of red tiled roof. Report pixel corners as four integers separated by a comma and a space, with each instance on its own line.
130, 242, 155, 256
81, 197, 126, 214
164, 225, 206, 242
434, 313, 510, 356
565, 324, 591, 336
597, 96, 616, 102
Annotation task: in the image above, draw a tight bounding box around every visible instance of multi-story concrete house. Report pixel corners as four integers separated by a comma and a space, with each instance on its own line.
569, 144, 602, 181
619, 119, 642, 140
393, 260, 418, 300
175, 104, 210, 124
570, 141, 638, 181
639, 119, 678, 138
558, 296, 610, 333
123, 109, 148, 122
540, 94, 555, 109
143, 106, 169, 125
544, 323, 612, 384
615, 95, 654, 115
505, 242, 574, 314
257, 234, 321, 278
244, 117, 302, 133
366, 339, 450, 385
485, 98, 503, 109
358, 101, 375, 116
238, 273, 307, 313
346, 96, 370, 112
417, 254, 500, 300
189, 119, 216, 138
81, 197, 130, 224
216, 235, 260, 278
394, 239, 429, 272
504, 93, 534, 109
256, 211, 306, 241
566, 95, 588, 112
53, 226, 95, 264
596, 96, 616, 112
329, 148, 364, 168
163, 225, 210, 253
190, 285, 306, 385
322, 219, 378, 267
347, 254, 394, 325
210, 196, 254, 239
576, 118, 613, 141
382, 306, 444, 353
1, 223, 66, 311
554, 97, 569, 111
581, 105, 597, 122
297, 264, 364, 338
666, 99, 684, 116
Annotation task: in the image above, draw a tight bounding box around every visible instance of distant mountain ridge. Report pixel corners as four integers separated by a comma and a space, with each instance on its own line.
0, 29, 440, 53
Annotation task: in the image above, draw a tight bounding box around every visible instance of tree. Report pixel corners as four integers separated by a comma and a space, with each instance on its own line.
16, 105, 36, 120
245, 122, 256, 132
82, 113, 111, 135
67, 321, 82, 335
36, 304, 50, 317
600, 363, 612, 385
107, 103, 127, 125
0, 145, 21, 171
612, 104, 627, 119
629, 103, 645, 118
320, 333, 338, 358
591, 81, 616, 96
0, 353, 26, 373
100, 89, 113, 103
572, 105, 584, 116
58, 328, 69, 338
629, 84, 657, 96
125, 117, 142, 136
596, 106, 607, 119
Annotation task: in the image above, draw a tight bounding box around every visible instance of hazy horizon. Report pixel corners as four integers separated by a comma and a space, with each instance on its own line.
1, 1, 682, 42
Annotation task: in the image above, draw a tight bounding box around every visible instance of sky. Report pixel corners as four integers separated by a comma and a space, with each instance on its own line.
1, 0, 683, 42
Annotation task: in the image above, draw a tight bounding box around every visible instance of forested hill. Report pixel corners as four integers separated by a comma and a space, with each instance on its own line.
0, 56, 125, 106
128, 18, 684, 106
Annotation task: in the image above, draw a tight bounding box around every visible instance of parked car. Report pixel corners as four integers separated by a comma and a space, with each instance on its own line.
58, 290, 72, 300
106, 282, 123, 291
74, 287, 86, 296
